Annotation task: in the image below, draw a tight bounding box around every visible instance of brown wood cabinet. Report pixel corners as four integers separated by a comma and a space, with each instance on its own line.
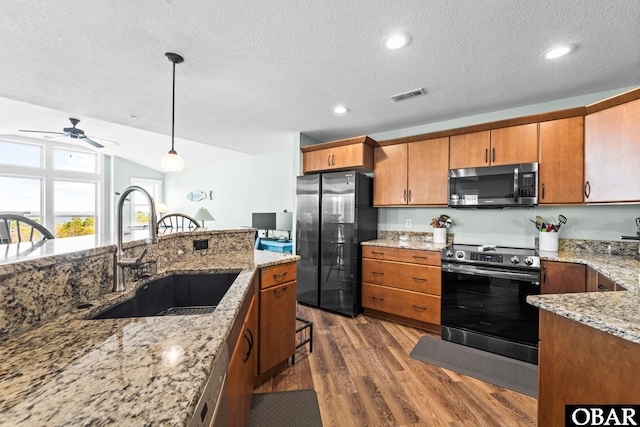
538, 311, 640, 427
373, 137, 449, 206
228, 294, 258, 427
585, 98, 640, 203
361, 246, 441, 331
301, 136, 375, 173
449, 124, 538, 169
259, 262, 296, 374
540, 260, 586, 294
538, 117, 585, 204
586, 265, 622, 292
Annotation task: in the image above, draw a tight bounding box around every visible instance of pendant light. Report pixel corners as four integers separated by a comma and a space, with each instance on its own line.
161, 52, 185, 172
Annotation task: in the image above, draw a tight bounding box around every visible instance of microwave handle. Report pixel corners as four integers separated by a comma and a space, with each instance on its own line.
513, 167, 519, 202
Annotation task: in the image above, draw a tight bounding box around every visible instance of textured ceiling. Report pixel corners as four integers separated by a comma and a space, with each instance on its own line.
0, 0, 639, 171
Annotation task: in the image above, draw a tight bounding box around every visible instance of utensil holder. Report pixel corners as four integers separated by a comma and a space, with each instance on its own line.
432, 228, 447, 244
538, 231, 559, 252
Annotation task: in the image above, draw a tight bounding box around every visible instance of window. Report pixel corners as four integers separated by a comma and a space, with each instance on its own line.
53, 148, 98, 173
0, 140, 41, 168
129, 178, 163, 228
0, 138, 103, 239
54, 180, 97, 237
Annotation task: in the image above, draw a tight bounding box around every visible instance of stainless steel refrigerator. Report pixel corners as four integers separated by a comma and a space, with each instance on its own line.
296, 171, 377, 317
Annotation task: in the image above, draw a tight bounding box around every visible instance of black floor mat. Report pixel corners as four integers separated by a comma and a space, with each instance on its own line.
249, 389, 323, 427
410, 336, 538, 397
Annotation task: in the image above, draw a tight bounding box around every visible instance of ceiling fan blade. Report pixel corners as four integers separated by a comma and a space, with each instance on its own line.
85, 135, 119, 147
19, 130, 66, 135
81, 136, 105, 149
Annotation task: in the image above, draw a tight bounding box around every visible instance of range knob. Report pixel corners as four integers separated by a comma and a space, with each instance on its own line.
445, 249, 454, 258
455, 251, 465, 259
510, 255, 520, 265
523, 256, 535, 266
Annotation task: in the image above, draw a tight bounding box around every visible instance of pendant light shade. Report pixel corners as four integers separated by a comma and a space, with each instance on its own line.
161, 150, 184, 171
162, 52, 185, 172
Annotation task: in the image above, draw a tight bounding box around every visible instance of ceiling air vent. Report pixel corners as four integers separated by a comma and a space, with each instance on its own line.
390, 88, 427, 102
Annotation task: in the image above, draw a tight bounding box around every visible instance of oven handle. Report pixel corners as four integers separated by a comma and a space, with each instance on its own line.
443, 263, 540, 282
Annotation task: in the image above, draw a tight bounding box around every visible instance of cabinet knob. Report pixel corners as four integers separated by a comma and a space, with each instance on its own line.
584, 181, 591, 198
492, 147, 495, 163
541, 183, 545, 200
484, 148, 488, 163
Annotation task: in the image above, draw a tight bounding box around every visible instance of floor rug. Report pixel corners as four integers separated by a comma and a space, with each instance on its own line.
249, 389, 323, 427
409, 336, 538, 397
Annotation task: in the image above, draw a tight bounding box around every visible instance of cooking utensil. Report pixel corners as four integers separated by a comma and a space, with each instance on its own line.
535, 216, 543, 231
557, 214, 567, 229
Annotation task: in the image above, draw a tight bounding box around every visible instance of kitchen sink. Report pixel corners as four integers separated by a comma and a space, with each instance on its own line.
92, 272, 240, 319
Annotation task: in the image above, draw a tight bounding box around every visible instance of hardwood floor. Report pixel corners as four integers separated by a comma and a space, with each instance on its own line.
254, 304, 538, 426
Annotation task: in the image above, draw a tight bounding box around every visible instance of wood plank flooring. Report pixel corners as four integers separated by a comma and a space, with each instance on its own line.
254, 304, 538, 426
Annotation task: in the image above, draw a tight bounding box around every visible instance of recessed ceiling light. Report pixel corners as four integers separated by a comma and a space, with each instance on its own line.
383, 32, 411, 50
332, 106, 350, 114
543, 44, 576, 59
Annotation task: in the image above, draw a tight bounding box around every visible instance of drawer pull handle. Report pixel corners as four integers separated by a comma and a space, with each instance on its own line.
412, 277, 427, 283
273, 272, 288, 280
413, 256, 428, 260
597, 284, 609, 292
372, 251, 385, 256
372, 271, 384, 276
412, 305, 427, 311
371, 296, 384, 301
273, 287, 288, 294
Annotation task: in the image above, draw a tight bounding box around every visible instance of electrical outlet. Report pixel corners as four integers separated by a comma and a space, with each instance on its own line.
193, 239, 209, 251
405, 219, 412, 228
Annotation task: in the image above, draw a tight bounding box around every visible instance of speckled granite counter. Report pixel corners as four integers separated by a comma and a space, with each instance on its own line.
361, 238, 448, 252
528, 249, 640, 345
361, 230, 451, 252
0, 248, 298, 426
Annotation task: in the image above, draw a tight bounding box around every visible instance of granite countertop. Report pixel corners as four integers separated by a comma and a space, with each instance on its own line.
0, 249, 298, 426
528, 249, 640, 344
361, 238, 448, 252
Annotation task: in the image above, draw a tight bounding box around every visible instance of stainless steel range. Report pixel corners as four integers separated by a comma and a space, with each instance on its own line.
441, 244, 540, 364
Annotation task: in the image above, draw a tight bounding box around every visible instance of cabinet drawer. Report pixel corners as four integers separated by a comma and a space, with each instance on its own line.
260, 262, 296, 289
362, 259, 441, 295
362, 284, 440, 325
362, 246, 441, 266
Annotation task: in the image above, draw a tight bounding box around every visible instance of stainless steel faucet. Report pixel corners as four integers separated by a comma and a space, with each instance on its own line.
113, 186, 158, 291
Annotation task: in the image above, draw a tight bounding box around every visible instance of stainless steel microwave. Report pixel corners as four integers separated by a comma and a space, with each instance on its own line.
448, 162, 538, 208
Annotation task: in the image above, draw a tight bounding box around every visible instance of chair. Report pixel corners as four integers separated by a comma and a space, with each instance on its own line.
0, 214, 55, 244
157, 213, 201, 232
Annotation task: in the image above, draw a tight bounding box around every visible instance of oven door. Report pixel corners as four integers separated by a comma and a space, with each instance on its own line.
441, 262, 540, 364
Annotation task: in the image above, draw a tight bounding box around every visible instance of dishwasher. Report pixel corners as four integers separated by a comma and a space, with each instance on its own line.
189, 344, 229, 427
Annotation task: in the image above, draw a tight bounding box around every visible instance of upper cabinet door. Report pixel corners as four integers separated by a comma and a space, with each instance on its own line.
373, 144, 408, 206
408, 137, 449, 205
449, 131, 490, 169
301, 136, 375, 173
585, 98, 640, 203
303, 147, 334, 172
490, 123, 539, 166
539, 117, 585, 204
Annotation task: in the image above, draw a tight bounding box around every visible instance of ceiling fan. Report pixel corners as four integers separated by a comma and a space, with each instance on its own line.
19, 117, 119, 149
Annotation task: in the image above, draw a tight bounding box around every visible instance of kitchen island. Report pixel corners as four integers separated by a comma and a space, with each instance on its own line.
528, 249, 640, 426
0, 229, 298, 426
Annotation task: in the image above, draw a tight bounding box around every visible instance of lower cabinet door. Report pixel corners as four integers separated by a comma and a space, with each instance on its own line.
362, 283, 441, 325
259, 281, 296, 373
228, 321, 249, 427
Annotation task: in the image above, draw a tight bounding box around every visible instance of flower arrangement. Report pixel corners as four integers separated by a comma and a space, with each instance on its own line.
431, 214, 452, 228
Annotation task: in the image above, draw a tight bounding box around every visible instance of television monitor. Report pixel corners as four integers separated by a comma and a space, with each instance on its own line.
252, 212, 276, 230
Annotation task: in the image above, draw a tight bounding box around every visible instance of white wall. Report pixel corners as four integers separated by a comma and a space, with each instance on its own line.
164, 144, 296, 229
